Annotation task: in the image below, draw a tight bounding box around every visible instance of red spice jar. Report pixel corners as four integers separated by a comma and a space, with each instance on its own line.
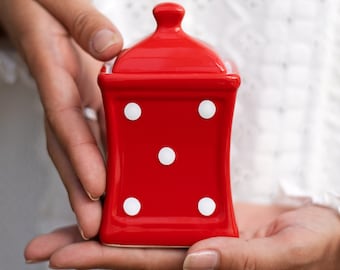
98, 2, 240, 247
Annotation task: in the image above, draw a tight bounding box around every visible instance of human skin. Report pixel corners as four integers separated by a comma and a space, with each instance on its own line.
1, 1, 340, 269
0, 0, 123, 239
24, 203, 340, 269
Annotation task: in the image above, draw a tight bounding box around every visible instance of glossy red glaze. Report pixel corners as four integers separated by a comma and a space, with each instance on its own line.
98, 2, 240, 247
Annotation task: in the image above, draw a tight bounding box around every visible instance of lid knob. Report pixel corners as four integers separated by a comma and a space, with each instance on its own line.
153, 3, 184, 31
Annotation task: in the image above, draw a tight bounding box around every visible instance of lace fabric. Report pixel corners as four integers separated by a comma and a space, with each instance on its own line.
1, 0, 340, 209
93, 0, 340, 209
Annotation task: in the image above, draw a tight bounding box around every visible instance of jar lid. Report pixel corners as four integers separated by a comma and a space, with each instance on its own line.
112, 3, 228, 74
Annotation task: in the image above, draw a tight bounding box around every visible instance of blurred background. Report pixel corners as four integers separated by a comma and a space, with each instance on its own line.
0, 41, 74, 269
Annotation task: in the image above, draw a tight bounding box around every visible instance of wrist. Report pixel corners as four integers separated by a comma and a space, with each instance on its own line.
277, 181, 340, 215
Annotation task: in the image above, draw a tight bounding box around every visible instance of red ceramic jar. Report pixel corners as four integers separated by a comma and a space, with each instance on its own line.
98, 2, 240, 247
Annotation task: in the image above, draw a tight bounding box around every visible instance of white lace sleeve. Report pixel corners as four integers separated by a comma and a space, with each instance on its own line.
91, 1, 340, 212
5, 0, 332, 210
225, 0, 340, 210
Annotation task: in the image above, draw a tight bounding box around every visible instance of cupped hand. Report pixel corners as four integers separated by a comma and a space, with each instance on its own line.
0, 0, 123, 239
185, 203, 340, 270
24, 203, 340, 269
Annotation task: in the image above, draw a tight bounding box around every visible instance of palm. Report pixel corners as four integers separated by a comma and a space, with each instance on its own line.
25, 203, 340, 269
189, 204, 340, 270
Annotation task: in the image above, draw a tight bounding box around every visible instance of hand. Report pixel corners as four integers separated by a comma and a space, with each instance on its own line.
24, 203, 340, 269
185, 204, 340, 270
0, 0, 123, 239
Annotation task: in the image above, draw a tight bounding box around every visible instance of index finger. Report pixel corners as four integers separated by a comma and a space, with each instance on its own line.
11, 0, 106, 199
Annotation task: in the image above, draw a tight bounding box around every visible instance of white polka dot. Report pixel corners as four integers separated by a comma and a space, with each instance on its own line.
123, 197, 141, 216
198, 100, 216, 119
124, 102, 141, 121
158, 147, 176, 165
198, 197, 216, 216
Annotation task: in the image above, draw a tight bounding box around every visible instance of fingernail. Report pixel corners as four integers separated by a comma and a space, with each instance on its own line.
92, 29, 119, 53
86, 190, 100, 201
78, 225, 89, 241
25, 260, 38, 264
183, 250, 219, 270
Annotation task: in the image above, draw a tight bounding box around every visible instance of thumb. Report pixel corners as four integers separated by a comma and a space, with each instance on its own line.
183, 237, 290, 270
36, 0, 123, 61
